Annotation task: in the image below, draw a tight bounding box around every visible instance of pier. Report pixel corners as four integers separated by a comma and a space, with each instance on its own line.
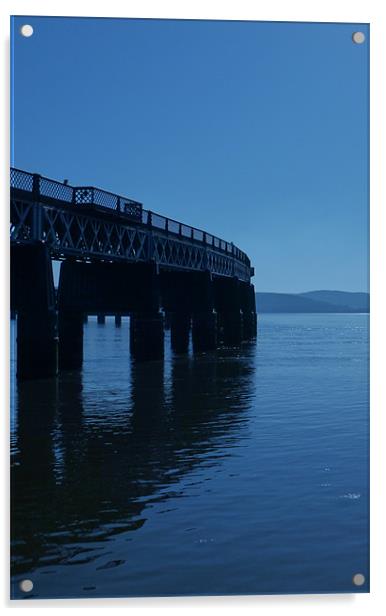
10, 169, 257, 379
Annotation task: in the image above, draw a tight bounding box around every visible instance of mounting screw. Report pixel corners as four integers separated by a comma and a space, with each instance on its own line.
20, 24, 34, 37
352, 32, 365, 44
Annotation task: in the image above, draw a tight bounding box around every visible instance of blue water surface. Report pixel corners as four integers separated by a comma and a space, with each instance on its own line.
10, 314, 369, 599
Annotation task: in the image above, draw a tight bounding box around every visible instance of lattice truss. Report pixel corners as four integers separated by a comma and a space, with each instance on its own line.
150, 235, 245, 278
11, 199, 149, 261
207, 251, 234, 278
44, 208, 149, 260
153, 235, 206, 271
10, 197, 251, 280
234, 259, 250, 281
10, 200, 34, 241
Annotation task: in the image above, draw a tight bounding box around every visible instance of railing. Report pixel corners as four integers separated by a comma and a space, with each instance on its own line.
10, 167, 251, 268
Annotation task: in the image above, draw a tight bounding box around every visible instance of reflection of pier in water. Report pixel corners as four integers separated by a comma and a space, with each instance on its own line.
11, 342, 256, 576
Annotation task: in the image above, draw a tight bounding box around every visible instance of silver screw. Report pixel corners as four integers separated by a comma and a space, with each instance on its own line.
352, 32, 365, 44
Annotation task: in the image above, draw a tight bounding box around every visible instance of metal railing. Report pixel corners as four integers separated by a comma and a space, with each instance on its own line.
10, 167, 251, 268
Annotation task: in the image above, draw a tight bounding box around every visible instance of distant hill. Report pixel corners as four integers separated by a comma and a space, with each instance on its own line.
255, 291, 369, 313
299, 291, 369, 312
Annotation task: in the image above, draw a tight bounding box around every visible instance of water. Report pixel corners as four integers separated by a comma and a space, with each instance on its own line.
10, 314, 369, 599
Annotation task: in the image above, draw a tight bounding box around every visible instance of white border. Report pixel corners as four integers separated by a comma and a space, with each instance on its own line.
1, 1, 385, 614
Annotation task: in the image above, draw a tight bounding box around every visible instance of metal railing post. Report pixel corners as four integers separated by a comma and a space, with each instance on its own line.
147, 211, 154, 260
31, 173, 43, 241
32, 173, 40, 200
231, 242, 235, 277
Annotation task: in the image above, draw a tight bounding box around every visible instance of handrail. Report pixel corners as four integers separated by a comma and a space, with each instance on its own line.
10, 167, 251, 266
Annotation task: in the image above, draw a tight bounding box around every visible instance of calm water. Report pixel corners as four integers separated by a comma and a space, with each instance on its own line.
10, 314, 369, 599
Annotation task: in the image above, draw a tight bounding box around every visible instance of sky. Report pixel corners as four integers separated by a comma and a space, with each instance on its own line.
11, 17, 369, 293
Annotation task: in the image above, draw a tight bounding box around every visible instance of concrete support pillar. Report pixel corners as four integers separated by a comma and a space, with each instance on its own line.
115, 315, 122, 327
58, 311, 84, 370
11, 243, 58, 380
251, 285, 258, 337
242, 311, 257, 340
129, 262, 164, 361
190, 271, 217, 352
17, 309, 58, 380
219, 310, 243, 346
214, 276, 242, 346
57, 259, 84, 371
170, 312, 190, 354
192, 311, 217, 352
130, 313, 164, 361
97, 314, 106, 324
240, 282, 257, 340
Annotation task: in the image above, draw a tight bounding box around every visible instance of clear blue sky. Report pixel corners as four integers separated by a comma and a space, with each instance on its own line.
11, 17, 369, 293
